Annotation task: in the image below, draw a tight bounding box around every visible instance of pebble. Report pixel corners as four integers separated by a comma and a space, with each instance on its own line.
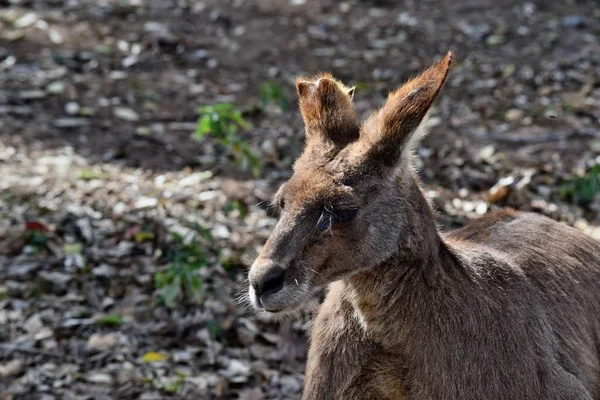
34, 327, 54, 341
93, 264, 117, 278
561, 15, 585, 28
113, 107, 139, 122
134, 196, 158, 209
23, 313, 44, 333
505, 109, 525, 122
0, 359, 24, 377
223, 359, 251, 378
6, 262, 41, 280
65, 102, 80, 115
54, 118, 90, 128
14, 12, 38, 28
485, 35, 505, 46
87, 333, 118, 351
279, 375, 302, 394
46, 81, 65, 95
18, 90, 46, 100
38, 271, 72, 294
86, 372, 113, 384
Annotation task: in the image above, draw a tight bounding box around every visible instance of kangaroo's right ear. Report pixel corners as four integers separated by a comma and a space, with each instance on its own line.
296, 74, 359, 148
360, 51, 454, 167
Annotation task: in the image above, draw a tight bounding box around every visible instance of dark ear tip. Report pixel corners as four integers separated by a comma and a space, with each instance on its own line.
347, 86, 356, 100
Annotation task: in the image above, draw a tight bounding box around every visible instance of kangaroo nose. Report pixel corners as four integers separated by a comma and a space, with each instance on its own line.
252, 266, 286, 298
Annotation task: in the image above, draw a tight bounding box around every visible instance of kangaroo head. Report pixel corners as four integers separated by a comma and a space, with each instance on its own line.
248, 52, 454, 316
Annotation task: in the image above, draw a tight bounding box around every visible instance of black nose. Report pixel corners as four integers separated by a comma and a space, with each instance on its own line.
253, 266, 286, 297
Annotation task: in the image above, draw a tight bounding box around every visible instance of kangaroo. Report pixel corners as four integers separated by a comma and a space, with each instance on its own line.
247, 51, 600, 399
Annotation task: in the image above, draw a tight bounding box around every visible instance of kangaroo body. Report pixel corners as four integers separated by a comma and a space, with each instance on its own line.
305, 211, 600, 399
247, 52, 600, 399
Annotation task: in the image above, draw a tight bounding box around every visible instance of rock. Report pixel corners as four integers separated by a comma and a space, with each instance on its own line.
18, 90, 46, 100
86, 372, 113, 384
178, 171, 213, 187
457, 22, 491, 41
46, 81, 65, 95
144, 21, 176, 42
34, 327, 54, 341
485, 35, 505, 46
113, 107, 140, 122
478, 145, 495, 162
14, 12, 38, 28
23, 313, 44, 333
54, 118, 90, 128
222, 359, 251, 378
57, 318, 95, 333
65, 102, 80, 115
0, 359, 24, 377
134, 196, 158, 209
75, 218, 94, 242
198, 190, 219, 201
279, 375, 302, 394
475, 202, 488, 215
212, 224, 230, 239
239, 387, 264, 400
6, 262, 41, 280
87, 333, 118, 351
93, 264, 117, 278
37, 271, 71, 294
505, 109, 525, 122
561, 15, 585, 28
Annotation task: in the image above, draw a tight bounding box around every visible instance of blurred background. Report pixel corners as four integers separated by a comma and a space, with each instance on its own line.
0, 0, 599, 398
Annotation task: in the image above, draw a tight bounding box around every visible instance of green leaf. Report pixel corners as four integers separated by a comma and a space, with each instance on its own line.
158, 277, 181, 308
559, 164, 600, 206
95, 314, 124, 327
64, 242, 83, 255
195, 102, 258, 176
260, 82, 288, 111
196, 115, 213, 137
133, 231, 154, 243
163, 380, 184, 393
142, 351, 168, 363
207, 319, 221, 340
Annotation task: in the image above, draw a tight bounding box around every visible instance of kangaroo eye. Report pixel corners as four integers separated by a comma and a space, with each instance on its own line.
317, 215, 331, 231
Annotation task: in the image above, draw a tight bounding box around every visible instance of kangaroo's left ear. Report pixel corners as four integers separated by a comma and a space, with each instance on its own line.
296, 74, 359, 148
360, 51, 454, 167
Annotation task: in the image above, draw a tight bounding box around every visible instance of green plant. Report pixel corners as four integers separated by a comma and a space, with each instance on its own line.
78, 167, 104, 181
154, 227, 212, 308
223, 199, 247, 218
260, 82, 288, 111
559, 164, 600, 206
196, 103, 260, 177
95, 314, 124, 327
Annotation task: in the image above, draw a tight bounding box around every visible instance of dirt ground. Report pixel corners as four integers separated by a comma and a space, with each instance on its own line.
1, 0, 599, 399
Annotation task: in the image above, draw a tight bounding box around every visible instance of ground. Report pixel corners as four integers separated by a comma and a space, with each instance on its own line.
1, 0, 599, 399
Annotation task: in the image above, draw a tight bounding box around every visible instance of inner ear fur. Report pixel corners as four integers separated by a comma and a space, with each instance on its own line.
361, 51, 454, 166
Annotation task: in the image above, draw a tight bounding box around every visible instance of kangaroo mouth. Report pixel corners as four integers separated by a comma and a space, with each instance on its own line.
249, 282, 313, 318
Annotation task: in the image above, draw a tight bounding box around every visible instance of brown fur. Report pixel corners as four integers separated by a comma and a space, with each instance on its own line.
247, 51, 600, 399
